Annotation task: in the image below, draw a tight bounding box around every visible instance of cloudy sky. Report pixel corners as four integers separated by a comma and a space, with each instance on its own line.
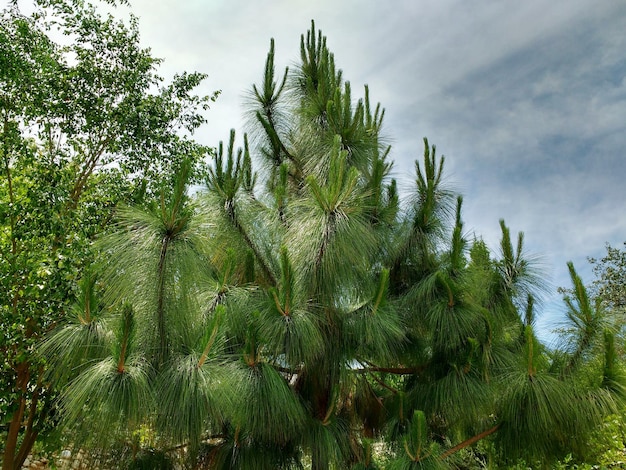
26, 0, 626, 339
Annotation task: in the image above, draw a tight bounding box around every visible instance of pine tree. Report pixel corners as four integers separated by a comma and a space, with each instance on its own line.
42, 21, 625, 469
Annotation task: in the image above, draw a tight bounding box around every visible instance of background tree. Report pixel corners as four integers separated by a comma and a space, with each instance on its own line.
38, 18, 626, 470
590, 242, 626, 317
549, 242, 626, 467
0, 1, 217, 468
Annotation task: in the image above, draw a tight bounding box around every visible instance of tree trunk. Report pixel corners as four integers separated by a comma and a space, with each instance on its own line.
2, 362, 39, 470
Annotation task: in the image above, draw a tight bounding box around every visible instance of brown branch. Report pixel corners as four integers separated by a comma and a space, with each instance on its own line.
271, 290, 287, 316
272, 364, 301, 375
353, 365, 427, 375
3, 362, 30, 470
440, 423, 501, 459
367, 371, 400, 394
117, 322, 130, 374
15, 373, 44, 469
15, 427, 38, 470
67, 134, 113, 211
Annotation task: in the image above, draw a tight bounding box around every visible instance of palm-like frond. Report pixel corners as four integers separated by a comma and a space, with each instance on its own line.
201, 139, 280, 286
600, 330, 626, 398
230, 362, 307, 445
409, 140, 456, 251
345, 269, 405, 363
256, 248, 324, 366
259, 303, 323, 368
40, 318, 109, 382
300, 414, 351, 469
155, 353, 229, 451
411, 365, 492, 428
59, 355, 152, 445
293, 21, 342, 133
40, 268, 110, 382
58, 303, 150, 438
495, 369, 592, 463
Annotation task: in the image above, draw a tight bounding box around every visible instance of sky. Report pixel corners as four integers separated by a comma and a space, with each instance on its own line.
13, 0, 626, 340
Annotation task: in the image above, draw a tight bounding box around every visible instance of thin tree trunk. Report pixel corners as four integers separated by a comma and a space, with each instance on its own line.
3, 362, 30, 470
15, 393, 41, 469
156, 235, 171, 366
66, 135, 112, 212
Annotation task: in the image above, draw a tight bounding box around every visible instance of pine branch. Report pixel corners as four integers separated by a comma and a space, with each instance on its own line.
227, 202, 277, 286
353, 364, 427, 375
367, 371, 401, 394
440, 423, 500, 459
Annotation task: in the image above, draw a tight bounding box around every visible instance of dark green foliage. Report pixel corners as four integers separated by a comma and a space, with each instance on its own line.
126, 449, 174, 470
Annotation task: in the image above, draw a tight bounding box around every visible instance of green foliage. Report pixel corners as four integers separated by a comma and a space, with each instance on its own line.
17, 12, 625, 470
590, 242, 626, 315
581, 414, 626, 467
0, 1, 217, 468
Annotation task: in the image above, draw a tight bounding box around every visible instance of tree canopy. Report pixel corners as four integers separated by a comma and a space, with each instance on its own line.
590, 242, 626, 316
2, 3, 624, 470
